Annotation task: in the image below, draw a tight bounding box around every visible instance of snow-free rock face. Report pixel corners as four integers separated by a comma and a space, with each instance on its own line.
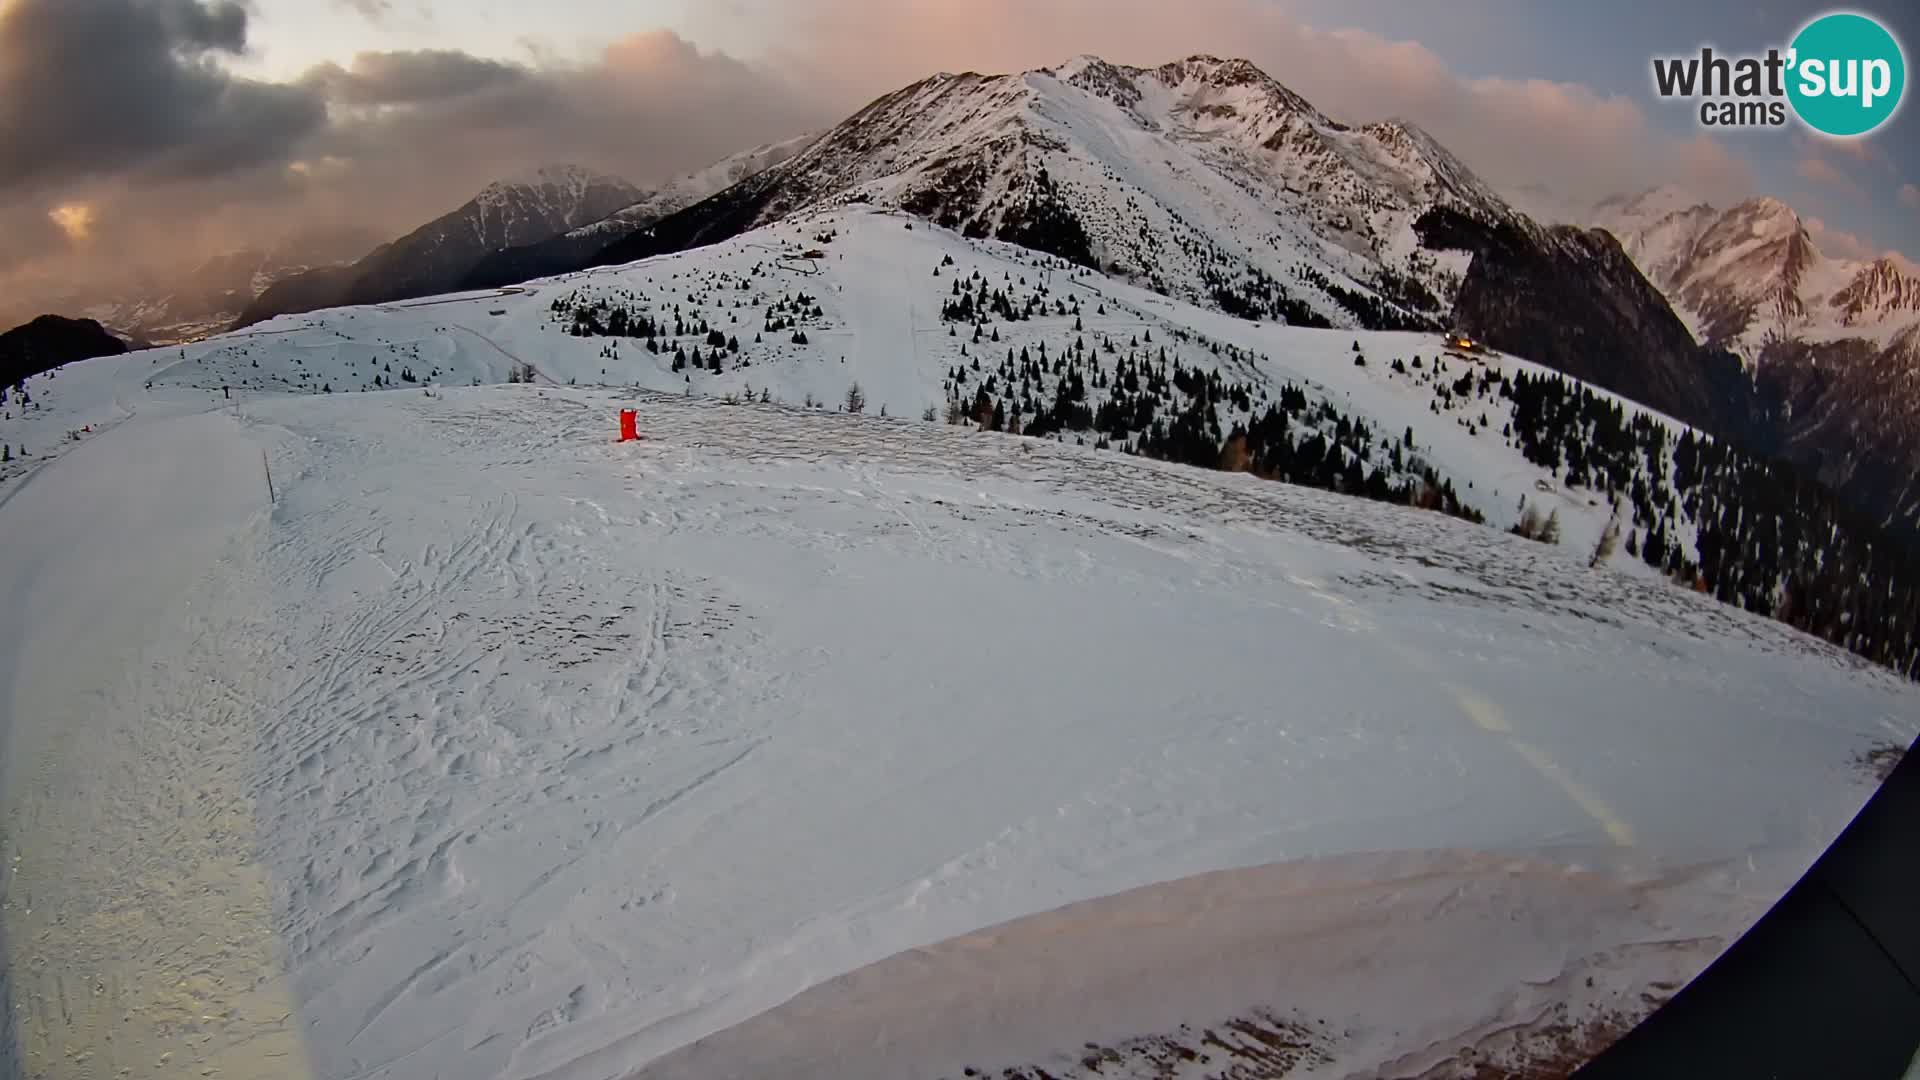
1590, 188, 1920, 533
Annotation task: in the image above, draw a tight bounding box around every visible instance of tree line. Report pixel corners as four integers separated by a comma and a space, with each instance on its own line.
942, 332, 1482, 526
1505, 368, 1920, 679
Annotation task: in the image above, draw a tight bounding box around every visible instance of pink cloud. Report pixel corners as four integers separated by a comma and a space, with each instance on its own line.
0, 26, 826, 310
1901, 183, 1920, 210
1823, 135, 1877, 162
28, 0, 1913, 311
1797, 156, 1844, 186
1795, 154, 1867, 202
1804, 215, 1879, 261
737, 0, 1754, 209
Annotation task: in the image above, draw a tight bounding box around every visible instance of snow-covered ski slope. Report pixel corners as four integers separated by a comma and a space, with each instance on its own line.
42, 206, 1706, 570
2, 207, 1917, 1080
3, 377, 1915, 1080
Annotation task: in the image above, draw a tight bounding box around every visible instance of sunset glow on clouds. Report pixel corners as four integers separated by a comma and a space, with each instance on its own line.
0, 0, 1911, 307
46, 202, 94, 242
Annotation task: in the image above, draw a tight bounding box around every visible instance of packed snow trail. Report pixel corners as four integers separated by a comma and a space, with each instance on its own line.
1, 379, 1915, 1080
0, 411, 309, 1079
240, 387, 1910, 1080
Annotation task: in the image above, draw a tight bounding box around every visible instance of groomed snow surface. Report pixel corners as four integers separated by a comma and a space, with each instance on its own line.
36, 206, 1714, 574
2, 208, 1918, 1080
3, 384, 1914, 1080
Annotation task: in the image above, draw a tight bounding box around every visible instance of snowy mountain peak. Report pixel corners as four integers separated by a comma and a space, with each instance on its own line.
1593, 186, 1920, 355
1031, 54, 1515, 226
1706, 197, 1813, 259
594, 53, 1543, 333
562, 134, 821, 243
1049, 54, 1110, 81
1582, 183, 1920, 530
1162, 54, 1282, 89
1832, 254, 1920, 324
235, 165, 645, 326
477, 164, 631, 207
1719, 195, 1810, 252
1654, 195, 1814, 346
1177, 58, 1328, 127
1046, 54, 1147, 109
1588, 187, 1851, 353
1150, 54, 1329, 126
1040, 54, 1331, 129
1738, 194, 1797, 219
1359, 118, 1520, 222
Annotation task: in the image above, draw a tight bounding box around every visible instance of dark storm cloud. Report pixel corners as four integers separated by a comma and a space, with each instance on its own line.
0, 23, 834, 314
156, 0, 247, 48
301, 49, 529, 106
293, 30, 828, 208
0, 0, 326, 195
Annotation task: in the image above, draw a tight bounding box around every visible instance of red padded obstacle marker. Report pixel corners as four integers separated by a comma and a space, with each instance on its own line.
618, 408, 640, 442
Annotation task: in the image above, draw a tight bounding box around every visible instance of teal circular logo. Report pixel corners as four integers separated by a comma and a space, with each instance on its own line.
1787, 12, 1905, 136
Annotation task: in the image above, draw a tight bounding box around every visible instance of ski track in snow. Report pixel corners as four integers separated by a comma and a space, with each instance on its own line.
52, 387, 1895, 1079
4, 379, 1917, 1080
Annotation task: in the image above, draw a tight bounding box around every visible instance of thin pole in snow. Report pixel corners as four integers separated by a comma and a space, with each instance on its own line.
263, 449, 275, 504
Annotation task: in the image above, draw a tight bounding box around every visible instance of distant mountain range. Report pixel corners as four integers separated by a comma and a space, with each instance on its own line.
1590, 187, 1920, 356
234, 149, 827, 330
8, 149, 821, 345
0, 227, 383, 347
1586, 187, 1920, 532
234, 165, 649, 328
461, 135, 818, 291
14, 52, 1917, 535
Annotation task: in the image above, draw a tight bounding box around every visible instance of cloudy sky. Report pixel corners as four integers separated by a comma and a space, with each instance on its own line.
3, 0, 1915, 303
